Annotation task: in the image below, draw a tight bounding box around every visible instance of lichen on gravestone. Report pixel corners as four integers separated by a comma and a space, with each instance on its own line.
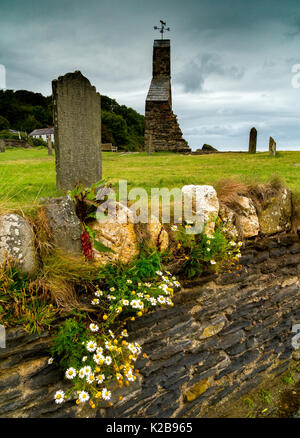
52, 70, 102, 191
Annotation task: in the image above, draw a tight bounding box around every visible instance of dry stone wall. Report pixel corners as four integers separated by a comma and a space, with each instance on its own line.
1, 232, 299, 418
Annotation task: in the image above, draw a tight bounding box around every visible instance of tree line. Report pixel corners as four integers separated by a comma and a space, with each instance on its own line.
0, 89, 144, 151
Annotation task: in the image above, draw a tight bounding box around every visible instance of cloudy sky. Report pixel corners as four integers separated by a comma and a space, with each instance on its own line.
1, 0, 300, 150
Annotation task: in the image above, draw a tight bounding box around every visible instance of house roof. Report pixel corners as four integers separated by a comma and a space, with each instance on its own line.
29, 127, 54, 136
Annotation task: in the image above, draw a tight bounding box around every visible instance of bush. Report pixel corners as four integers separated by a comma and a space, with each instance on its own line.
28, 136, 48, 147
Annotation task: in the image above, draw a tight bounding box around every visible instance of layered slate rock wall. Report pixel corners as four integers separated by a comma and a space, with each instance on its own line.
1, 232, 299, 418
144, 40, 190, 153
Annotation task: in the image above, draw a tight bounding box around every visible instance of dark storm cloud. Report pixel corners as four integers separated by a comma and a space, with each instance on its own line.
1, 0, 300, 149
177, 53, 245, 93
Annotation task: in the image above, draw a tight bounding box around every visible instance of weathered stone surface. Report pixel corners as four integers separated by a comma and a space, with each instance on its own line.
269, 136, 276, 156
144, 215, 169, 252
235, 196, 259, 238
0, 214, 38, 275
0, 227, 300, 418
52, 71, 102, 191
258, 187, 292, 235
181, 185, 219, 233
220, 195, 259, 239
184, 378, 212, 402
91, 202, 139, 264
41, 197, 82, 254
200, 316, 227, 339
144, 40, 190, 153
0, 139, 5, 152
202, 144, 218, 152
249, 127, 257, 154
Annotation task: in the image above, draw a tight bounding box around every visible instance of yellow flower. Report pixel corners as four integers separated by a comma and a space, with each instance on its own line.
76, 399, 80, 405
118, 307, 122, 312
185, 256, 190, 260
96, 367, 100, 373
137, 311, 143, 317
103, 314, 108, 321
131, 291, 136, 295
131, 317, 135, 321
177, 243, 181, 249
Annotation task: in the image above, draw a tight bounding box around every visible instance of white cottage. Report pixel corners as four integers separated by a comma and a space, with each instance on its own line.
29, 127, 54, 143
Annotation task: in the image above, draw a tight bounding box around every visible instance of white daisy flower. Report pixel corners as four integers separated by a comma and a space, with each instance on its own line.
108, 330, 115, 338
210, 259, 216, 265
109, 287, 115, 292
93, 353, 104, 364
96, 347, 103, 355
65, 367, 77, 380
48, 357, 54, 365
130, 300, 139, 309
91, 298, 100, 305
86, 374, 95, 384
105, 356, 112, 365
89, 323, 99, 332
95, 290, 103, 297
144, 283, 151, 288
171, 225, 178, 231
86, 341, 97, 352
156, 270, 163, 276
121, 329, 128, 337
150, 297, 157, 306
137, 300, 144, 309
157, 295, 166, 304
83, 365, 92, 376
96, 374, 105, 384
78, 368, 85, 379
54, 390, 65, 404
122, 299, 129, 306
105, 341, 113, 351
82, 356, 87, 362
126, 279, 133, 284
78, 391, 90, 403
102, 388, 111, 401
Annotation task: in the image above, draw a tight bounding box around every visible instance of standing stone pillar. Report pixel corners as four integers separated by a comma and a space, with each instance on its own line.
269, 137, 276, 156
47, 135, 53, 156
0, 139, 5, 153
249, 127, 257, 154
52, 71, 102, 191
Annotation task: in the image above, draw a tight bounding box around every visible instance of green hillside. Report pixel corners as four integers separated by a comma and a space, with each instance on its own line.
0, 89, 144, 151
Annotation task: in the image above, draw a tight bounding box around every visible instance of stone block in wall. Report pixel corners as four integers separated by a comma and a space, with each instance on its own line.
41, 197, 82, 255
258, 187, 292, 235
181, 185, 219, 234
0, 213, 38, 275
220, 196, 259, 239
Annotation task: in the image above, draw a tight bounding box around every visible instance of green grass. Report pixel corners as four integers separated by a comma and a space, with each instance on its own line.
1, 147, 300, 212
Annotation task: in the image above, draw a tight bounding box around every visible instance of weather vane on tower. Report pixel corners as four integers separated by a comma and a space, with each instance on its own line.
154, 20, 170, 40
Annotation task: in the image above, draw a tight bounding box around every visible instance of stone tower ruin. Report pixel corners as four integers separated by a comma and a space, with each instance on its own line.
144, 39, 190, 153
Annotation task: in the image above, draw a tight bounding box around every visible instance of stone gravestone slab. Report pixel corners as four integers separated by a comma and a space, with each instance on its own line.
249, 127, 257, 154
269, 136, 276, 156
52, 71, 102, 191
47, 134, 53, 156
0, 139, 5, 153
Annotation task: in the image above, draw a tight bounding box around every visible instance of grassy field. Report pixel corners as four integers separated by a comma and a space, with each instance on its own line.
0, 147, 300, 212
